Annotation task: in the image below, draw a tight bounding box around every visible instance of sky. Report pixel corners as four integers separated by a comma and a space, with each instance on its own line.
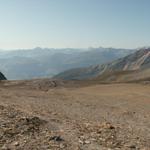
0, 0, 150, 50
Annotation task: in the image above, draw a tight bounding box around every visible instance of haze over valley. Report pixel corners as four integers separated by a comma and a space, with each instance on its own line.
0, 47, 134, 80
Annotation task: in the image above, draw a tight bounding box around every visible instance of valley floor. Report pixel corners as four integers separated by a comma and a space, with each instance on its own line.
0, 81, 150, 149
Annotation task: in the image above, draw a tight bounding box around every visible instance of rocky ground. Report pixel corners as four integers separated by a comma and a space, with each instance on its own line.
0, 80, 150, 149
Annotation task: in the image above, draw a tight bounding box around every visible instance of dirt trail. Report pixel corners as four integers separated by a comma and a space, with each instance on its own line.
0, 81, 150, 149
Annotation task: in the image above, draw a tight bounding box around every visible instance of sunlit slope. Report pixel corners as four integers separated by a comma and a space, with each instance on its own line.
55, 48, 150, 82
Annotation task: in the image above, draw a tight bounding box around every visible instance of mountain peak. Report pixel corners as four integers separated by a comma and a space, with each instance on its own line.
136, 47, 150, 55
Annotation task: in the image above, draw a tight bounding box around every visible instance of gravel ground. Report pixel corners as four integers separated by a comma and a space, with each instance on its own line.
0, 80, 150, 149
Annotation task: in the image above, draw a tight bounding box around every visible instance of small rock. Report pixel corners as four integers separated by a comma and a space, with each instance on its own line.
84, 140, 91, 144
78, 139, 84, 144
49, 136, 64, 142
13, 141, 19, 146
59, 143, 66, 149
129, 145, 136, 149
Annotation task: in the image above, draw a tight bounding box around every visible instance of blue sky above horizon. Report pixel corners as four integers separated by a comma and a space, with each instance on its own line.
0, 0, 150, 50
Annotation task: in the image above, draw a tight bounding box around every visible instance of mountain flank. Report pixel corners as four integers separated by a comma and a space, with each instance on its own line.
54, 48, 150, 82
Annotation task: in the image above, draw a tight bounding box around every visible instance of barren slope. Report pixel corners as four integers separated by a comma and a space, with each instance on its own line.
54, 48, 150, 81
93, 68, 150, 83
0, 80, 150, 149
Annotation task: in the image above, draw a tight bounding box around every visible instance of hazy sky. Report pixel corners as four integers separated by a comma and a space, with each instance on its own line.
0, 0, 150, 49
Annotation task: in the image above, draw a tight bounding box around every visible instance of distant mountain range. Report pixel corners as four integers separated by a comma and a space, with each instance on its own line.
54, 48, 150, 82
0, 47, 134, 80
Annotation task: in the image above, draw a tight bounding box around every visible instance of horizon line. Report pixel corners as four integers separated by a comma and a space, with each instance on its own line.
0, 46, 148, 51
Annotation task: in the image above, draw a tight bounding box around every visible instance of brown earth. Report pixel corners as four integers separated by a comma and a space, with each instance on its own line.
0, 80, 150, 150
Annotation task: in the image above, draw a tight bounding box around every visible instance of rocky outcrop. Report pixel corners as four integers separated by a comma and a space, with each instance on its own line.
0, 72, 6, 80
